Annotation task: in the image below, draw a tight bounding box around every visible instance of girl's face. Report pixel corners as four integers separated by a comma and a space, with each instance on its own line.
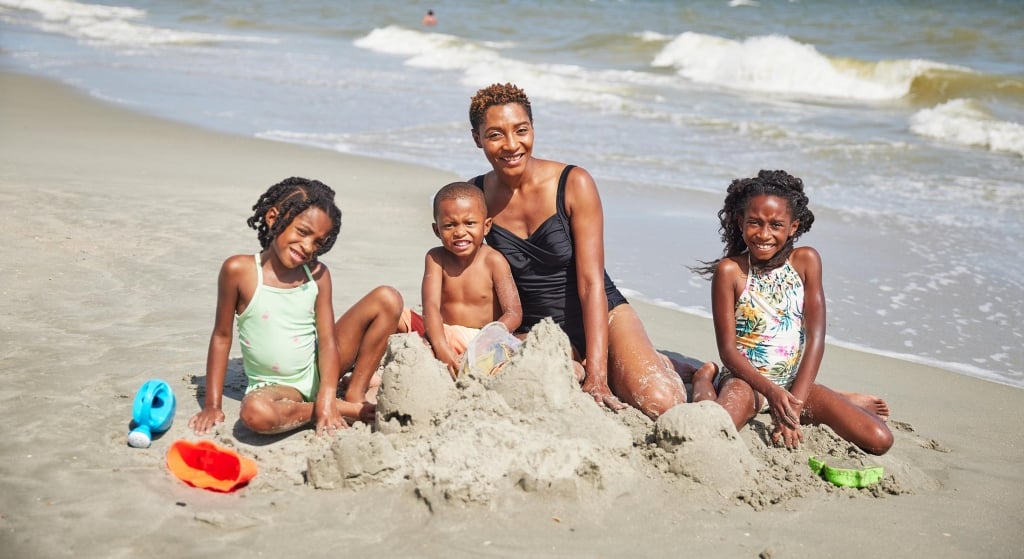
739, 194, 799, 263
266, 206, 334, 268
472, 103, 533, 177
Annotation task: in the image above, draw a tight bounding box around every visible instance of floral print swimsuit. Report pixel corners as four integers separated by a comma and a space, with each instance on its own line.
733, 257, 804, 390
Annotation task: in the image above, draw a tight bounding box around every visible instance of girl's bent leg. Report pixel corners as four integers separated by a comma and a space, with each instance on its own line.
607, 304, 687, 420
240, 385, 312, 435
335, 286, 404, 405
803, 384, 894, 455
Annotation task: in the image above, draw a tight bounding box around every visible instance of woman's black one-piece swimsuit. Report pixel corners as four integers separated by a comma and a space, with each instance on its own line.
473, 165, 627, 355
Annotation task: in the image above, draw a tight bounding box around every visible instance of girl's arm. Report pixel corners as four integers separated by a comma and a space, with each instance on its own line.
711, 258, 802, 427
422, 249, 459, 375
189, 256, 244, 435
788, 246, 825, 404
565, 166, 623, 409
311, 263, 346, 434
488, 248, 522, 333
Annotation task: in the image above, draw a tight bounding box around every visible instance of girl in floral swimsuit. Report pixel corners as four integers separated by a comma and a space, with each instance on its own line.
691, 170, 893, 455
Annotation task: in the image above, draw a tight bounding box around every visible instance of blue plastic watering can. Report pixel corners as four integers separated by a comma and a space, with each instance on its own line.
127, 379, 176, 448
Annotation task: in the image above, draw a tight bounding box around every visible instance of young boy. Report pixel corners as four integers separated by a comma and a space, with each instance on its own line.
418, 181, 522, 377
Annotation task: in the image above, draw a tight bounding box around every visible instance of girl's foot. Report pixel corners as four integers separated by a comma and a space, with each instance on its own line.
839, 390, 890, 420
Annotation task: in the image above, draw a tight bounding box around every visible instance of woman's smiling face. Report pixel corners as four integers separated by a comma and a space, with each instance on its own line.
473, 102, 534, 177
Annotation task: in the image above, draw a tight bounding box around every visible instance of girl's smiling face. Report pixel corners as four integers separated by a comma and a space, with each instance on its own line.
740, 194, 800, 264
267, 206, 334, 268
473, 103, 534, 177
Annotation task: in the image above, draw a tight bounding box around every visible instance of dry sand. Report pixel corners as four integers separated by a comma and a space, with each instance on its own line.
1, 70, 1022, 558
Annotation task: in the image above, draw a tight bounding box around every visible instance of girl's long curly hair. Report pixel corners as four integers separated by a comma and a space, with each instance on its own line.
692, 169, 814, 278
247, 177, 342, 262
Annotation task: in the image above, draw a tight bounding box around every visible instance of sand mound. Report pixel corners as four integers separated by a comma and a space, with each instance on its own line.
305, 319, 922, 510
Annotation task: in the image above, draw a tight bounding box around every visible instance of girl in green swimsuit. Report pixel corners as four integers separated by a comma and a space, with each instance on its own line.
189, 177, 404, 436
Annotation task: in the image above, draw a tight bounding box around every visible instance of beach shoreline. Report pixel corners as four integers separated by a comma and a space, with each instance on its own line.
2, 70, 1022, 558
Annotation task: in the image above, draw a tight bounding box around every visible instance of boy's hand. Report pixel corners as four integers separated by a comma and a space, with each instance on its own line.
188, 408, 225, 435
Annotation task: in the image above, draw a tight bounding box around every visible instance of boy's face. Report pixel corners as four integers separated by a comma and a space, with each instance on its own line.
432, 196, 491, 258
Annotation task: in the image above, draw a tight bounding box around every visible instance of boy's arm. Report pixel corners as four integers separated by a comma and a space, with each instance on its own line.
190, 257, 242, 435
311, 263, 346, 434
488, 248, 522, 332
422, 249, 459, 374
788, 247, 825, 405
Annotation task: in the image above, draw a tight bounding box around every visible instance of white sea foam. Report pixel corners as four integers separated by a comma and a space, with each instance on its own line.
651, 32, 958, 101
0, 0, 274, 45
909, 99, 1024, 158
355, 25, 632, 112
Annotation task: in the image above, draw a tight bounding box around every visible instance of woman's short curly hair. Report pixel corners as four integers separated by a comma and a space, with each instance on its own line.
469, 82, 532, 131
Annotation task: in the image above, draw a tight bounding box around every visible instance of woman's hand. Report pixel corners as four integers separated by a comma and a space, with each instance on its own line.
188, 407, 225, 435
581, 377, 627, 410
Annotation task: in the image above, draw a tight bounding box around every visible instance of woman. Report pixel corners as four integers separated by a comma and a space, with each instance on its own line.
467, 83, 715, 419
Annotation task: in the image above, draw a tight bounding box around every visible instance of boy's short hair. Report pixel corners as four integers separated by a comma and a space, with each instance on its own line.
433, 182, 487, 220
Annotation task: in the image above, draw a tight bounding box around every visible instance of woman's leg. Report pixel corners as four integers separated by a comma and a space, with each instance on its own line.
606, 304, 687, 420
335, 286, 404, 408
802, 384, 893, 455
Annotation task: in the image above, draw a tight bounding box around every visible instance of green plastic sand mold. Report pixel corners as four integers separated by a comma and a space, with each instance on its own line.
808, 456, 883, 488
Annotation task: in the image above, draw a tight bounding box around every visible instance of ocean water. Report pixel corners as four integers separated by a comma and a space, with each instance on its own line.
2, 0, 1021, 388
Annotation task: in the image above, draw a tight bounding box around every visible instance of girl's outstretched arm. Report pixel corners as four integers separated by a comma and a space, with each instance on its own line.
311, 263, 346, 435
788, 246, 825, 404
190, 256, 245, 435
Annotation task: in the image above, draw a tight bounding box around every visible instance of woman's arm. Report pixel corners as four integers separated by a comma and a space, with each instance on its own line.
312, 263, 346, 434
564, 166, 620, 407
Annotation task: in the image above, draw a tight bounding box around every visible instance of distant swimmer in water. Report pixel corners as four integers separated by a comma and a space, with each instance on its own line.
422, 10, 437, 26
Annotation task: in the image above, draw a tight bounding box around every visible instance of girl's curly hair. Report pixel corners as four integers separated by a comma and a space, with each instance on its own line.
247, 177, 342, 261
693, 169, 814, 277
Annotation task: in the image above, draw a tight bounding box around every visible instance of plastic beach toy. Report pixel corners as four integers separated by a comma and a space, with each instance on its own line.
128, 379, 177, 448
166, 440, 258, 492
459, 321, 521, 378
808, 456, 883, 488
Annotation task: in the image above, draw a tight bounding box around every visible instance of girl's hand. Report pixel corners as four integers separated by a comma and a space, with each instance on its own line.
314, 400, 349, 436
188, 408, 225, 435
766, 386, 803, 430
771, 422, 804, 449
